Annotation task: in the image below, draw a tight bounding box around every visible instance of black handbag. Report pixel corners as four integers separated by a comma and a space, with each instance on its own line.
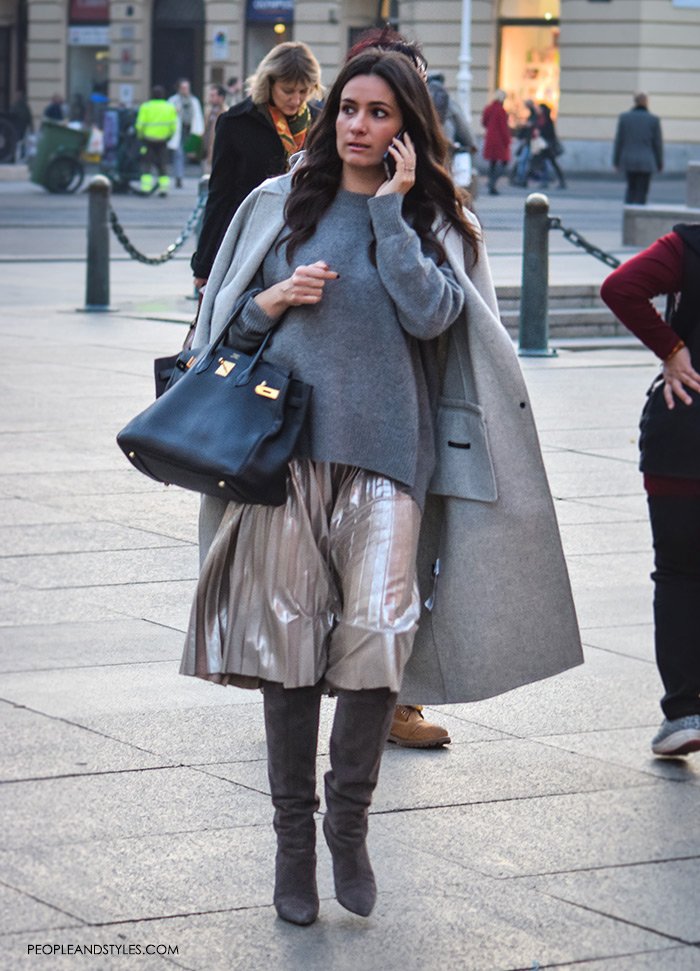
117, 326, 312, 506
153, 298, 200, 398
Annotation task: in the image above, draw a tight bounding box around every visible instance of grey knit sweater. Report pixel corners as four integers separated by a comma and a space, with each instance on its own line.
230, 189, 464, 506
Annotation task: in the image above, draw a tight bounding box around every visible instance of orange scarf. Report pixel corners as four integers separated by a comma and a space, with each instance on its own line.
267, 103, 311, 162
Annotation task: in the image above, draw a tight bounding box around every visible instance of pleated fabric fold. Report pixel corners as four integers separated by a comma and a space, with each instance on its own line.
180, 459, 422, 693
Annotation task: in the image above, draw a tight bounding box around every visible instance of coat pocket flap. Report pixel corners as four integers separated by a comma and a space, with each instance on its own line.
429, 399, 498, 501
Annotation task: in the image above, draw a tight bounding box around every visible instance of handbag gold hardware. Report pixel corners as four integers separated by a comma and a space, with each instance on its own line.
255, 381, 280, 400
215, 358, 236, 378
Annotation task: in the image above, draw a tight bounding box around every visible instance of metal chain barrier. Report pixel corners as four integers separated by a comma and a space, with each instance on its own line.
548, 216, 621, 269
108, 192, 207, 265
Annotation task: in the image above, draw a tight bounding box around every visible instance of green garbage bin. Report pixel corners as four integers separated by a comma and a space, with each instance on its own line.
30, 120, 89, 193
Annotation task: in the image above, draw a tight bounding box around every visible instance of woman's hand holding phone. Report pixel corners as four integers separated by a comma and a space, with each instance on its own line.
376, 131, 417, 197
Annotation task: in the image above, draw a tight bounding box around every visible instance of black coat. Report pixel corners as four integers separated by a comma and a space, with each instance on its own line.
191, 97, 319, 280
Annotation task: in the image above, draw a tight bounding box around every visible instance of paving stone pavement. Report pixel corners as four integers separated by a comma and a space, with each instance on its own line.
0, 173, 699, 971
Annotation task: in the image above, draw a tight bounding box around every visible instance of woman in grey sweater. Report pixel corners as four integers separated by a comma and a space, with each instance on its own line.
183, 51, 479, 925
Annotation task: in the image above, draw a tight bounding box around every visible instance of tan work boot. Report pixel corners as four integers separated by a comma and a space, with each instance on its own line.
388, 705, 451, 748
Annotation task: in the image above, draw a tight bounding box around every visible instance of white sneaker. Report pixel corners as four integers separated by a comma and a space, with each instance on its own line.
651, 715, 700, 757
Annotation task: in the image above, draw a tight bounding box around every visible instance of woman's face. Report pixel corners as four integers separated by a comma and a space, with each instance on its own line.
270, 79, 311, 116
335, 74, 404, 174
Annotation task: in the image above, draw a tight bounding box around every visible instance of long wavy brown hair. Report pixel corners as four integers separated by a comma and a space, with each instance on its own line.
281, 50, 479, 265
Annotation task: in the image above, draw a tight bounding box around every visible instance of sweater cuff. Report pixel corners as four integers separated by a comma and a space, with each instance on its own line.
368, 193, 408, 239
237, 291, 275, 336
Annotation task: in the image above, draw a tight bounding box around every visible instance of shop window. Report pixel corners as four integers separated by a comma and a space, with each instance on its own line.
498, 0, 560, 122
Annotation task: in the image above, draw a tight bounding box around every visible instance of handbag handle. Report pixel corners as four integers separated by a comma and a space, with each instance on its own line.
234, 331, 273, 386
195, 289, 273, 381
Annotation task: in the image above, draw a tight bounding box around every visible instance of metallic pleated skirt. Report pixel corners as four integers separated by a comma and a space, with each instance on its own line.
180, 459, 422, 693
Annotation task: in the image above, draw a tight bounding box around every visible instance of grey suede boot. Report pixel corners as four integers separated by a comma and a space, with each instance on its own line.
323, 687, 397, 917
263, 680, 323, 926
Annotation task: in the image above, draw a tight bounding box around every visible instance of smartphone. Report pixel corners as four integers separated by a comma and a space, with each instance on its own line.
383, 129, 406, 179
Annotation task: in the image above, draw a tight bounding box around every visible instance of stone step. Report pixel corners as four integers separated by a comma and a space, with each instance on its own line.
496, 283, 606, 310
500, 305, 625, 339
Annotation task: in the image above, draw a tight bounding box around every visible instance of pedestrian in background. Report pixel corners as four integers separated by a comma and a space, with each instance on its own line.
511, 99, 539, 187
427, 71, 476, 188
10, 90, 33, 159
201, 83, 227, 174
225, 75, 243, 107
135, 85, 178, 196
481, 89, 511, 195
613, 92, 663, 205
537, 103, 566, 189
43, 93, 66, 122
192, 42, 322, 289
181, 48, 581, 925
168, 78, 204, 188
601, 227, 700, 758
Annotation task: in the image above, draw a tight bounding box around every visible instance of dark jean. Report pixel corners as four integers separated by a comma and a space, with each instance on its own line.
648, 495, 700, 719
487, 160, 505, 192
625, 171, 651, 204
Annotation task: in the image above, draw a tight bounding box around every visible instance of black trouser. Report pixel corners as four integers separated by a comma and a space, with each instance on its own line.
625, 171, 651, 204
648, 495, 700, 719
141, 139, 169, 179
487, 160, 505, 192
540, 149, 566, 187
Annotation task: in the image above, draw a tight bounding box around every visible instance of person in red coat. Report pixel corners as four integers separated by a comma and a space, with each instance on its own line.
481, 89, 511, 195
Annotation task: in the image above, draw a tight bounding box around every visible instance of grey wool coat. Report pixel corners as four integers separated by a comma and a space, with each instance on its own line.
193, 173, 583, 705
613, 106, 663, 174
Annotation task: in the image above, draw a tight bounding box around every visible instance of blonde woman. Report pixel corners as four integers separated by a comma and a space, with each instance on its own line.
192, 41, 322, 288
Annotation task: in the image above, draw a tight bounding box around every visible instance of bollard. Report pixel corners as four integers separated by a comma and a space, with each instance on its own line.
85, 175, 111, 311
518, 192, 556, 357
187, 173, 210, 300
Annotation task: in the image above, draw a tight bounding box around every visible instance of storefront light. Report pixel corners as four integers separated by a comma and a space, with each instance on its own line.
544, 11, 553, 19
273, 21, 287, 34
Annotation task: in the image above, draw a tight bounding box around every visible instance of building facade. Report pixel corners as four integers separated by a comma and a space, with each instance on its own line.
6, 0, 700, 171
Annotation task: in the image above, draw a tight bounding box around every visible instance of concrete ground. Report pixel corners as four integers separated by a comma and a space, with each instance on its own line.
0, 166, 699, 971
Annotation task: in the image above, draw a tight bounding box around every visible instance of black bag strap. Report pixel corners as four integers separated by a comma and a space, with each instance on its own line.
182, 290, 203, 353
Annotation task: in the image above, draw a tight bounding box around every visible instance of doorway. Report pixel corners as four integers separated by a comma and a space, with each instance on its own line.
151, 0, 204, 98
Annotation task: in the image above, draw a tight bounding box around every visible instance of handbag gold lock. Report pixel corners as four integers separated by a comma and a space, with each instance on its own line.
215, 358, 236, 377
255, 381, 280, 400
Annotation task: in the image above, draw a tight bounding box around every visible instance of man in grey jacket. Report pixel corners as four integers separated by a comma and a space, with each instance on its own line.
613, 92, 663, 205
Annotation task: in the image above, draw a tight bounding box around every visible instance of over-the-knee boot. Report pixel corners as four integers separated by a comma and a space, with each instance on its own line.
323, 687, 397, 917
263, 680, 323, 925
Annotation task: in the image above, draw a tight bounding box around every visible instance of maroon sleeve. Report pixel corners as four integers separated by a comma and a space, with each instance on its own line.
600, 233, 683, 360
